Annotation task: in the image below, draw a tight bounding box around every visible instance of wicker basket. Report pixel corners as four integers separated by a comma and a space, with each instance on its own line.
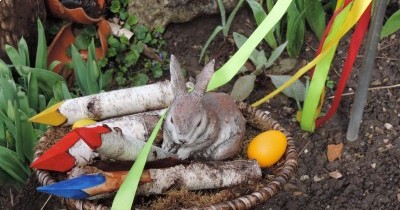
34, 102, 298, 209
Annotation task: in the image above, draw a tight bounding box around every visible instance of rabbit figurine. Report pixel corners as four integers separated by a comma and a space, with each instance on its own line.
162, 55, 246, 160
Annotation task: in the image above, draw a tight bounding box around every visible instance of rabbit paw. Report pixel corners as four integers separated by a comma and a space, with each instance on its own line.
176, 147, 192, 160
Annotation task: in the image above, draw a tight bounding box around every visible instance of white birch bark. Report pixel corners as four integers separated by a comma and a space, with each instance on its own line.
137, 160, 262, 195
68, 110, 174, 166
59, 81, 173, 125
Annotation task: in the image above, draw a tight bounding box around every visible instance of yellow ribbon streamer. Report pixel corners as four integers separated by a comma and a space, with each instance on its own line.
252, 0, 372, 107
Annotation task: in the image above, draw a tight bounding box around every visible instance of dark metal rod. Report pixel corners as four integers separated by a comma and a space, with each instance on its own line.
346, 0, 388, 141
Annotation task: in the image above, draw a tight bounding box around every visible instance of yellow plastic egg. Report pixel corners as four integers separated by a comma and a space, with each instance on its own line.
247, 130, 287, 168
72, 119, 97, 129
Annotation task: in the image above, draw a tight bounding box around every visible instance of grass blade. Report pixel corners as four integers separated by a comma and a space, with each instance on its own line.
199, 26, 223, 62
286, 2, 306, 57
225, 0, 245, 36
217, 0, 226, 30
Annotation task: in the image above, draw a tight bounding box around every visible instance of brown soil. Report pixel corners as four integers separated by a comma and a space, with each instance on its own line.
2, 5, 400, 210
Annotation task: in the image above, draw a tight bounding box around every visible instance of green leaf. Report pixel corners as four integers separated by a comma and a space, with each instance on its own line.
0, 122, 5, 140
286, 2, 306, 57
74, 33, 91, 50
124, 49, 140, 67
132, 73, 149, 86
151, 63, 163, 79
13, 101, 24, 161
27, 72, 39, 112
119, 10, 129, 21
35, 19, 47, 69
269, 75, 306, 101
304, 0, 326, 40
224, 0, 245, 36
265, 41, 287, 68
0, 60, 12, 79
246, 0, 277, 48
49, 60, 61, 71
19, 111, 35, 162
18, 37, 30, 66
100, 69, 113, 90
5, 45, 24, 66
71, 45, 89, 94
0, 146, 30, 184
120, 35, 129, 45
108, 36, 120, 48
0, 109, 16, 140
127, 15, 138, 26
134, 25, 149, 40
22, 66, 66, 97
380, 10, 400, 39
107, 47, 118, 57
217, 0, 226, 28
17, 90, 31, 116
53, 81, 72, 101
110, 0, 121, 13
230, 74, 257, 101
199, 26, 224, 62
0, 166, 21, 186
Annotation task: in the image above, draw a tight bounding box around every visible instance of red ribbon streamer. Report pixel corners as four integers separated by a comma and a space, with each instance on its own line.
316, 3, 371, 127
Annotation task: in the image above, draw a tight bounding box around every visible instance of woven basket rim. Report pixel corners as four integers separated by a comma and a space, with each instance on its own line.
34, 102, 298, 210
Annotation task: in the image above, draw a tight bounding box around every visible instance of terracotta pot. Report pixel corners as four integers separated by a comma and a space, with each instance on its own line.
48, 19, 111, 80
47, 0, 105, 24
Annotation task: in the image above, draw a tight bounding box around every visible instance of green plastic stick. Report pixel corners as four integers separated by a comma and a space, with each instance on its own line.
207, 0, 292, 91
111, 110, 167, 209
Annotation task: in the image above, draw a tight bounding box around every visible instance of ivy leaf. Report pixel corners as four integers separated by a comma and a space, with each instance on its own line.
110, 0, 121, 13
127, 16, 138, 26
132, 73, 149, 86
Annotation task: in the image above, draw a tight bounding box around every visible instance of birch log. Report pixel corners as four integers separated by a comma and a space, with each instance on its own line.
60, 81, 173, 125
68, 110, 174, 167
69, 160, 261, 198
137, 160, 262, 195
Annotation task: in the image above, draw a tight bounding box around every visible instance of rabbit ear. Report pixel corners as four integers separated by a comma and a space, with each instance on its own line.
170, 55, 187, 95
194, 59, 215, 94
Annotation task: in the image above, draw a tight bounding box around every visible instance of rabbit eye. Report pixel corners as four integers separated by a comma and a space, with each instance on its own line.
170, 118, 174, 124
196, 121, 201, 127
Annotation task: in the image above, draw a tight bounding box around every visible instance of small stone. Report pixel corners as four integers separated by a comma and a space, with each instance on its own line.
329, 171, 343, 179
384, 123, 393, 130
313, 175, 324, 182
304, 149, 309, 154
383, 139, 390, 144
390, 34, 396, 40
300, 175, 310, 181
375, 127, 385, 134
371, 163, 376, 168
397, 193, 400, 202
385, 143, 394, 149
293, 191, 303, 196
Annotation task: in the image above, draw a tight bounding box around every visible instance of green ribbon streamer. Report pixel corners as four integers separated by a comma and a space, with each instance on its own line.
207, 0, 293, 91
111, 0, 293, 209
300, 3, 352, 131
111, 110, 167, 210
